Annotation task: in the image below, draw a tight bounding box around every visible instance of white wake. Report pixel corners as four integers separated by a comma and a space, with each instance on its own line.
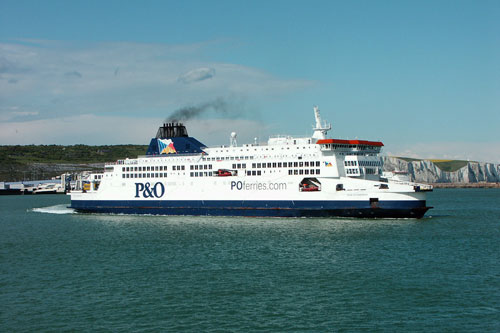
31, 204, 76, 215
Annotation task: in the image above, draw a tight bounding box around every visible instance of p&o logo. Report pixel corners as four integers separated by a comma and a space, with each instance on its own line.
135, 182, 165, 198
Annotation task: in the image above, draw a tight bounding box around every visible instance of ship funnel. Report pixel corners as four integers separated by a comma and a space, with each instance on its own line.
156, 122, 189, 139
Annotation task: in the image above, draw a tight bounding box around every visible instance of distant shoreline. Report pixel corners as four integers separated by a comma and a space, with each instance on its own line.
429, 182, 500, 188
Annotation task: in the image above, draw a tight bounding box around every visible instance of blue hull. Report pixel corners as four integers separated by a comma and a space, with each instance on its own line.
71, 199, 431, 219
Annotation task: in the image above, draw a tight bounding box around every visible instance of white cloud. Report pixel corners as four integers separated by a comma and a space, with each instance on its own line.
0, 107, 39, 121
0, 40, 313, 125
0, 114, 156, 145
178, 67, 215, 83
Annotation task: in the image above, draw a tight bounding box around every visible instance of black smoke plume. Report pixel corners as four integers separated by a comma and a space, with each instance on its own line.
167, 97, 230, 122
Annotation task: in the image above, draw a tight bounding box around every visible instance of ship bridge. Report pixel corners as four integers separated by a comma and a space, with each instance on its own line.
317, 139, 383, 153
316, 139, 384, 178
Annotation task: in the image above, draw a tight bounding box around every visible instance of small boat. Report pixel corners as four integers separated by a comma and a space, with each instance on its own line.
33, 183, 64, 194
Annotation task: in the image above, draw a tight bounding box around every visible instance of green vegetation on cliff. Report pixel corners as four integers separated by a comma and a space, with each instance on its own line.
394, 157, 422, 162
0, 145, 148, 181
429, 159, 469, 172
393, 156, 470, 172
0, 144, 148, 164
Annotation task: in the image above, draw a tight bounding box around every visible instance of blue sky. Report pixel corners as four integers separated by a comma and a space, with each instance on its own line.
1, 0, 499, 163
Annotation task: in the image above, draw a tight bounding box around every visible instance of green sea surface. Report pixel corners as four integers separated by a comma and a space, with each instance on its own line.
1, 189, 499, 332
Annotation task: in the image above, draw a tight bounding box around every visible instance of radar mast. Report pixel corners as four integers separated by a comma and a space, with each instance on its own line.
312, 106, 331, 140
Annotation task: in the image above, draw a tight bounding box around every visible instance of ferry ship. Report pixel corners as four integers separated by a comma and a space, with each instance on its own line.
70, 107, 432, 218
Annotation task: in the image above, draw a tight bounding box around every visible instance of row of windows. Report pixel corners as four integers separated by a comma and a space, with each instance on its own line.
123, 166, 167, 172
204, 156, 253, 161
122, 165, 187, 172
359, 161, 381, 167
187, 168, 323, 178
346, 167, 378, 175
190, 164, 212, 170
323, 144, 380, 151
232, 164, 247, 169
122, 173, 168, 179
288, 169, 320, 176
203, 149, 319, 162
245, 169, 322, 176
190, 172, 211, 177
121, 160, 323, 174
344, 160, 381, 167
252, 161, 321, 169
210, 143, 314, 155
340, 152, 378, 156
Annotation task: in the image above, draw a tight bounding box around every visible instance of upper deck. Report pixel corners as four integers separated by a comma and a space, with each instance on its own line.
103, 106, 385, 180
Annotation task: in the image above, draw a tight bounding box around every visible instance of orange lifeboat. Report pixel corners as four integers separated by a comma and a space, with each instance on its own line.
301, 183, 319, 192
217, 169, 234, 177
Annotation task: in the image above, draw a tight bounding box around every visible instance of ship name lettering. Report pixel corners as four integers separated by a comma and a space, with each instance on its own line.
230, 180, 286, 191
135, 182, 165, 198
231, 181, 243, 190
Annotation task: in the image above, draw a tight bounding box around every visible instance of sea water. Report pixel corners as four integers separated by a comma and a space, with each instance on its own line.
1, 189, 499, 332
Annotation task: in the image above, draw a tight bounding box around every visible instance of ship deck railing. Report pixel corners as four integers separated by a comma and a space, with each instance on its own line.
388, 179, 433, 190
136, 153, 203, 159
106, 153, 205, 166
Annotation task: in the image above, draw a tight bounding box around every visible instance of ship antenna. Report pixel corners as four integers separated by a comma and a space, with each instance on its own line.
230, 132, 237, 147
312, 105, 331, 140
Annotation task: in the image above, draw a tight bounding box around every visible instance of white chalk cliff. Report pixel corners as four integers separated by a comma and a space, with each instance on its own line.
382, 157, 500, 183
